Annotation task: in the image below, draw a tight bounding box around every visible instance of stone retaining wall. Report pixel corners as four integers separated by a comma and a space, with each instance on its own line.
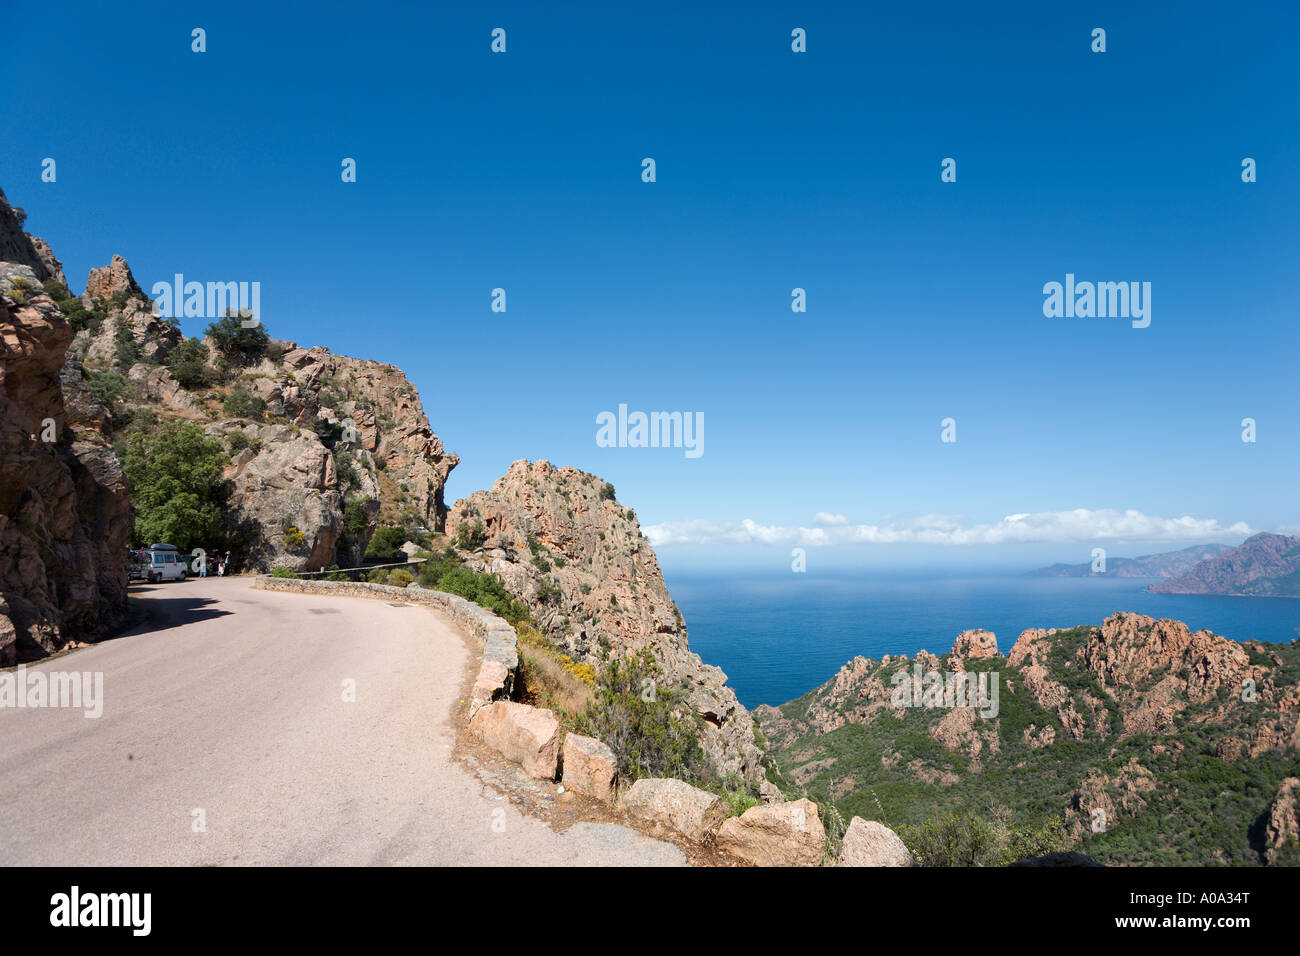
253, 577, 517, 712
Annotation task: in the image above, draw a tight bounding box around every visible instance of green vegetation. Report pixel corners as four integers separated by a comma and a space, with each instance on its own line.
205, 313, 270, 367
270, 566, 296, 579
600, 482, 616, 501
221, 387, 266, 421
87, 369, 131, 416
417, 549, 531, 624
455, 518, 486, 551
166, 338, 209, 389
763, 633, 1300, 866
120, 422, 227, 550
898, 812, 1067, 867
577, 649, 709, 784
365, 525, 408, 559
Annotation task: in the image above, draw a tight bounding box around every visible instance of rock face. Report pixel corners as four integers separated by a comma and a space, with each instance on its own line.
561, 733, 617, 802
1262, 777, 1300, 864
469, 701, 560, 780
715, 798, 826, 866
57, 253, 457, 573
448, 459, 764, 783
838, 817, 915, 867
621, 777, 726, 841
951, 628, 998, 663
1149, 532, 1300, 597
0, 191, 131, 663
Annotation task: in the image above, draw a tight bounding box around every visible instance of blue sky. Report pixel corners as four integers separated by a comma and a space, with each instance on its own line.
4, 1, 1297, 572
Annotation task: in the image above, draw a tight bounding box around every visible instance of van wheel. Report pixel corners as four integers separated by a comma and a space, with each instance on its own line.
179, 570, 186, 580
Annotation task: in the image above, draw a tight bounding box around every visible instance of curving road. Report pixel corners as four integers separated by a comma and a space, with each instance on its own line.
0, 577, 683, 866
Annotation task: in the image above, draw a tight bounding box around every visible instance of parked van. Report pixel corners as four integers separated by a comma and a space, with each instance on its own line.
146, 544, 187, 582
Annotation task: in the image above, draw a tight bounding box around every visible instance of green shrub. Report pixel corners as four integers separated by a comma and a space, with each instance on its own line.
388, 568, 414, 587
87, 369, 131, 414
600, 482, 616, 501
455, 518, 486, 551
270, 566, 296, 579
365, 525, 407, 559
167, 338, 209, 389
114, 322, 140, 368
576, 649, 710, 785
222, 387, 266, 421
898, 813, 1067, 867
205, 314, 270, 366
418, 556, 531, 624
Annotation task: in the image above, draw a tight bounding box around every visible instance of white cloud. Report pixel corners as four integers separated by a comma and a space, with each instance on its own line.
812, 512, 849, 526
643, 508, 1255, 548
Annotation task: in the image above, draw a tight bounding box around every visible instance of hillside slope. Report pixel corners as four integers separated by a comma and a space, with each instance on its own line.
1149, 532, 1300, 597
756, 614, 1300, 864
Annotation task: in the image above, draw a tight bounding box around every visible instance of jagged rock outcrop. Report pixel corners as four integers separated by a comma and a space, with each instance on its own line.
1149, 532, 1300, 597
448, 459, 764, 782
950, 628, 999, 665
0, 246, 130, 662
58, 250, 457, 573
0, 188, 63, 285
758, 612, 1300, 865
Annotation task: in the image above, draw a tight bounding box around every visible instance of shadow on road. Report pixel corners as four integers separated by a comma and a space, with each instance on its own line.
115, 586, 233, 638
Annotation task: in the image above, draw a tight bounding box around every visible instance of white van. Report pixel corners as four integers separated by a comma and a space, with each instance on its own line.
146, 544, 187, 582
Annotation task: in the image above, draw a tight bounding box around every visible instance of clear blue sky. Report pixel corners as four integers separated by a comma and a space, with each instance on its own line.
4, 1, 1297, 571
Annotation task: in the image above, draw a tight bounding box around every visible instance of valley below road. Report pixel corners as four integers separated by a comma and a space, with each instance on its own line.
0, 577, 683, 866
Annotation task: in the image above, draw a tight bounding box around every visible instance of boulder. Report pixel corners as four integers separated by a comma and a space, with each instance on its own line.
561, 733, 617, 802
715, 797, 826, 866
468, 701, 559, 779
621, 778, 725, 842
838, 817, 914, 867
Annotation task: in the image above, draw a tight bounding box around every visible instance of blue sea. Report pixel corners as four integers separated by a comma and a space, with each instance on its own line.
664, 572, 1300, 708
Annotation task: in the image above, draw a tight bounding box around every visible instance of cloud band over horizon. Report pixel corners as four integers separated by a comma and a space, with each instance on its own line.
643, 509, 1257, 548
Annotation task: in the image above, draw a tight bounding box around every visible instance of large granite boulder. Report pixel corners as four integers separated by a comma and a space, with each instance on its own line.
715, 797, 826, 866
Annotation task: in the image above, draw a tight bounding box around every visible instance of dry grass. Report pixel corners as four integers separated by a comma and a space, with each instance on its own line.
514, 623, 594, 728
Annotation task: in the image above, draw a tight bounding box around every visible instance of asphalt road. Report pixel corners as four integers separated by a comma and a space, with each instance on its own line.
0, 577, 683, 866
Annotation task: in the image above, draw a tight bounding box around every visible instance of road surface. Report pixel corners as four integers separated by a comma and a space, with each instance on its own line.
0, 577, 683, 865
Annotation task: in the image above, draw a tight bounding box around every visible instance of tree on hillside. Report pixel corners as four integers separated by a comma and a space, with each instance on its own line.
121, 422, 228, 550
205, 313, 269, 367
166, 337, 210, 389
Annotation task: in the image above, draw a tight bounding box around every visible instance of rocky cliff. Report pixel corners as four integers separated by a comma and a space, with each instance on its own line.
757, 612, 1300, 865
447, 460, 766, 784
1149, 532, 1300, 597
0, 189, 131, 663
57, 251, 457, 572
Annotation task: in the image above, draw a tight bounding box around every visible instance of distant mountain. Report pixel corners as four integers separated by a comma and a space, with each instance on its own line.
1149, 533, 1300, 597
1028, 542, 1234, 578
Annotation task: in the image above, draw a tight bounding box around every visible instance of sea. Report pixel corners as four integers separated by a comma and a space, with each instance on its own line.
663, 572, 1300, 709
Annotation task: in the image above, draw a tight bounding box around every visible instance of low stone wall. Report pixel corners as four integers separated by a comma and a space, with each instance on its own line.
253, 577, 517, 712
